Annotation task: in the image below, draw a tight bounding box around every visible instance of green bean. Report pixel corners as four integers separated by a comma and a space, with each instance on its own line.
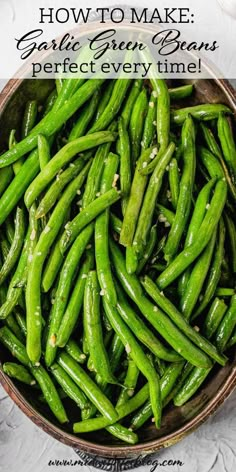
142, 90, 157, 149
103, 299, 162, 428
9, 130, 20, 175
102, 311, 113, 333
8, 130, 17, 150
73, 383, 150, 432
0, 326, 68, 422
0, 149, 40, 225
53, 78, 85, 111
193, 219, 226, 318
0, 79, 96, 223
141, 276, 226, 366
149, 74, 170, 154
110, 213, 122, 235
200, 122, 222, 157
38, 387, 68, 404
200, 122, 236, 201
216, 288, 235, 296
0, 224, 32, 319
119, 148, 156, 247
226, 328, 236, 349
171, 104, 231, 125
60, 188, 121, 253
173, 294, 233, 406
0, 80, 104, 169
88, 332, 125, 421
83, 270, 116, 384
163, 362, 194, 407
0, 167, 13, 197
133, 142, 175, 255
5, 217, 15, 244
164, 116, 196, 262
178, 178, 216, 297
151, 263, 167, 272
82, 331, 89, 356
157, 179, 227, 289
26, 162, 91, 364
156, 205, 175, 226
3, 362, 36, 386
129, 89, 148, 168
168, 158, 180, 210
0, 326, 29, 365
180, 229, 217, 320
110, 239, 215, 368
68, 89, 100, 141
0, 207, 25, 285
125, 247, 138, 275
108, 333, 125, 374
118, 117, 131, 215
188, 179, 216, 244
203, 298, 228, 340
89, 80, 131, 133
57, 351, 118, 423
116, 358, 139, 407
225, 212, 236, 273
41, 208, 71, 292
137, 225, 157, 274
95, 152, 119, 306
74, 358, 184, 434
15, 309, 47, 340
1, 238, 10, 261
130, 361, 185, 430
36, 158, 86, 219
82, 127, 116, 208
15, 310, 27, 337
38, 134, 51, 171
65, 339, 87, 364
57, 250, 94, 348
31, 364, 68, 423
21, 100, 38, 139
25, 131, 116, 208
215, 295, 236, 352
116, 283, 182, 362
105, 424, 138, 445
168, 84, 193, 100
129, 401, 152, 431
41, 241, 63, 293
4, 313, 25, 343
55, 79, 63, 94
43, 89, 58, 117
218, 113, 236, 184
174, 364, 212, 407
199, 146, 224, 179
173, 293, 231, 407
50, 363, 91, 413
45, 224, 94, 367
94, 80, 114, 123
121, 80, 143, 127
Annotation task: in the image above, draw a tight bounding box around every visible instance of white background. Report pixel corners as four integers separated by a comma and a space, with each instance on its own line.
1, 385, 236, 472
0, 0, 236, 78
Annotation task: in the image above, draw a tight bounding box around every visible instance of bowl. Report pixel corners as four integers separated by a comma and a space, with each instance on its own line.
0, 74, 236, 459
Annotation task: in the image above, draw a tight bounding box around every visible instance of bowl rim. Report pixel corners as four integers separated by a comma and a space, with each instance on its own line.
0, 76, 236, 458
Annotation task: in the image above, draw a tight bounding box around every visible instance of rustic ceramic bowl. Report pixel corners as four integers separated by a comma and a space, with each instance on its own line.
0, 73, 236, 459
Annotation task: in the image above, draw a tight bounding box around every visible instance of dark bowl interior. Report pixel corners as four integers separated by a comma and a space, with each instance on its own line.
0, 77, 236, 459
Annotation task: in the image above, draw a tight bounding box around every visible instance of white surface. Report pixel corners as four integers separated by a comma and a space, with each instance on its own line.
0, 385, 236, 472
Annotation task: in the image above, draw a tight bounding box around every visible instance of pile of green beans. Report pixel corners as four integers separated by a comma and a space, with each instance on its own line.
0, 77, 235, 446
